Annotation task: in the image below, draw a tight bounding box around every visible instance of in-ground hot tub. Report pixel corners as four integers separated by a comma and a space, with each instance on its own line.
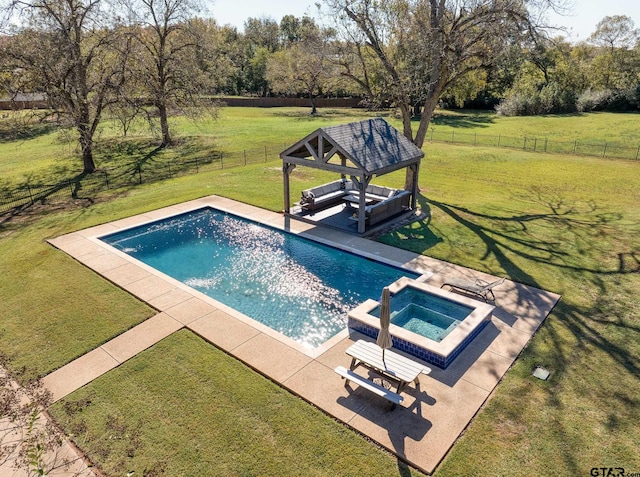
348, 277, 495, 368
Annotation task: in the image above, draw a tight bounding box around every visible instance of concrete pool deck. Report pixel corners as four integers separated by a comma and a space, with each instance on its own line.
44, 195, 560, 475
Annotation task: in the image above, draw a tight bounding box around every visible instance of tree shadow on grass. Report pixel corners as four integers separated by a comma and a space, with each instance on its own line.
438, 191, 637, 365
386, 190, 640, 382
405, 109, 495, 129
380, 200, 444, 252
96, 138, 164, 168
390, 191, 640, 474
0, 134, 226, 226
96, 136, 218, 185
0, 171, 99, 228
93, 139, 171, 187
428, 191, 634, 279
0, 119, 58, 144
271, 109, 389, 120
428, 110, 495, 129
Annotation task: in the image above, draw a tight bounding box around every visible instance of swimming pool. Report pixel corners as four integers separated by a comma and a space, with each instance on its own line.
100, 207, 419, 348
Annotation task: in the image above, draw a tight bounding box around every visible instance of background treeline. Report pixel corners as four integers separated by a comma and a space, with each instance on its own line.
1, 0, 639, 174
3, 5, 639, 115
486, 15, 640, 116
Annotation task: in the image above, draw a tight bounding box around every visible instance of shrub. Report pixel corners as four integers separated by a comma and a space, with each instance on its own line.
496, 91, 533, 116
496, 83, 577, 116
538, 83, 577, 114
607, 86, 640, 111
576, 89, 614, 112
577, 87, 640, 112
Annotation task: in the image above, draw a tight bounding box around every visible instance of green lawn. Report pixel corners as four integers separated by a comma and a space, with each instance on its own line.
51, 330, 422, 477
1, 107, 639, 476
2, 107, 639, 188
0, 108, 383, 186
428, 109, 640, 145
0, 212, 152, 381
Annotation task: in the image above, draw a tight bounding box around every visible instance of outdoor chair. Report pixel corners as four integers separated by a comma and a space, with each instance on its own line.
440, 276, 505, 302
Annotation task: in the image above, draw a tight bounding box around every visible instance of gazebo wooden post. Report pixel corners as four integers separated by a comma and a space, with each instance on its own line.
283, 162, 295, 213
357, 175, 371, 234
410, 163, 420, 209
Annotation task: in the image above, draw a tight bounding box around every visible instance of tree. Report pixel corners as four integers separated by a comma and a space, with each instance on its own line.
325, 0, 566, 187
333, 37, 389, 107
189, 18, 238, 96
126, 0, 214, 146
244, 16, 281, 53
0, 0, 126, 173
279, 14, 317, 46
469, 44, 527, 108
212, 24, 246, 95
587, 16, 640, 92
239, 16, 282, 96
589, 15, 640, 52
279, 14, 301, 45
267, 20, 343, 114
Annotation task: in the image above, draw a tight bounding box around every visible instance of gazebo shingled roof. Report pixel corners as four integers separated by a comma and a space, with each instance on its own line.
280, 118, 424, 233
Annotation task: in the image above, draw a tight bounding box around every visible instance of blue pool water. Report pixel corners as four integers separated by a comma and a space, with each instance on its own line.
390, 305, 458, 343
388, 286, 472, 320
101, 207, 418, 348
373, 286, 472, 342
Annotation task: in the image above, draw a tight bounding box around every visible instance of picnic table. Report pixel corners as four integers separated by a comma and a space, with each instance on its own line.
340, 340, 431, 397
335, 340, 431, 406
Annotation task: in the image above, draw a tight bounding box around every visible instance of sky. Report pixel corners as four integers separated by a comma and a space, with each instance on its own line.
209, 0, 640, 42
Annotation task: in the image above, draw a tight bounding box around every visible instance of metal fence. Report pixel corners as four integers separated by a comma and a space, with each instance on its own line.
2, 130, 639, 216
428, 129, 640, 161
0, 144, 284, 214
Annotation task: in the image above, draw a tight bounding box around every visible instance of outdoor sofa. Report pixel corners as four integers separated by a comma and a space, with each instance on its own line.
300, 180, 411, 225
364, 190, 411, 225
300, 179, 352, 211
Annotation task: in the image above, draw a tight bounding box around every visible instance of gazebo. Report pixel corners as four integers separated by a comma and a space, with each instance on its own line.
280, 118, 425, 233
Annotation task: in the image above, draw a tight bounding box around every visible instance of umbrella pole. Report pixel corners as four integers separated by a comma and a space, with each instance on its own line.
381, 348, 390, 388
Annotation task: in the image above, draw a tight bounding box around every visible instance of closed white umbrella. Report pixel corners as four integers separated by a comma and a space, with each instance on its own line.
377, 287, 392, 365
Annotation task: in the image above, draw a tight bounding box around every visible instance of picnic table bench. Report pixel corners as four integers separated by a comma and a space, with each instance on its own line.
334, 366, 404, 406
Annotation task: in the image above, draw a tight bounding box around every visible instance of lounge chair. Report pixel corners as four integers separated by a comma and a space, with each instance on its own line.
440, 276, 505, 302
